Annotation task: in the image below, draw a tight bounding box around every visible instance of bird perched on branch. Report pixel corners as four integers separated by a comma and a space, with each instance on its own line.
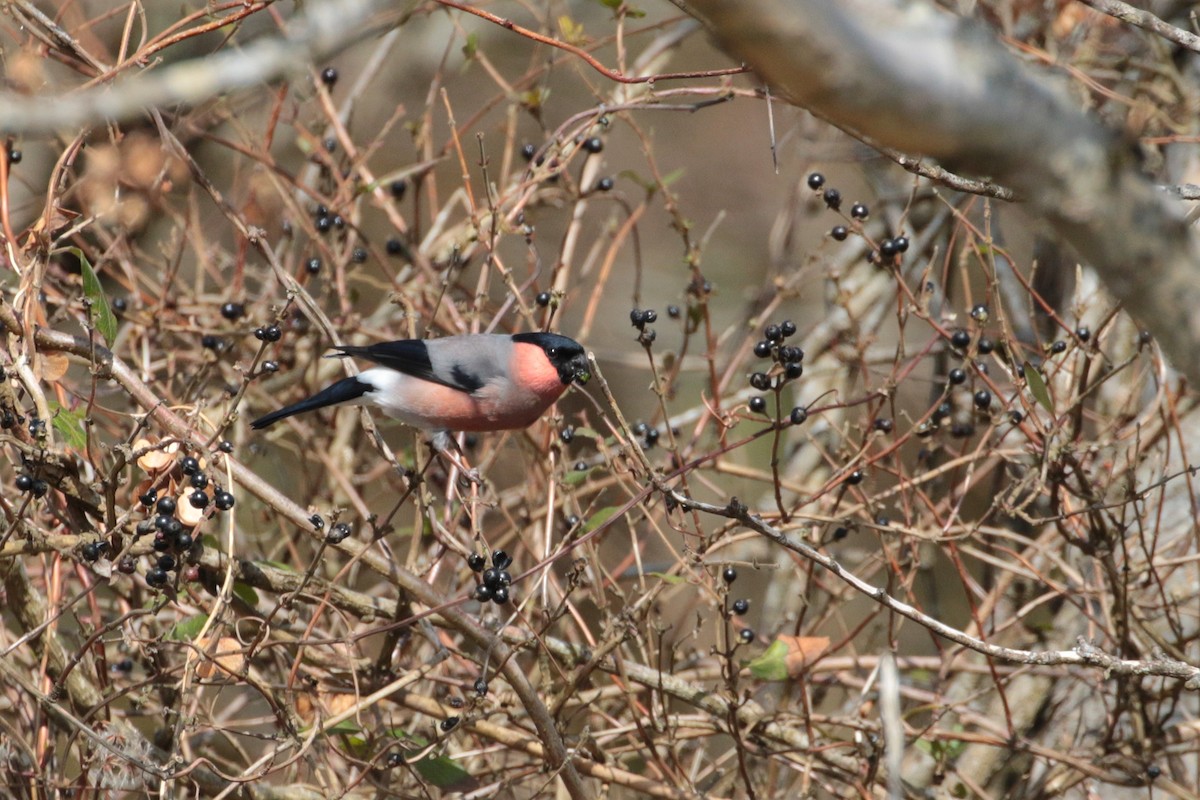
250, 332, 590, 454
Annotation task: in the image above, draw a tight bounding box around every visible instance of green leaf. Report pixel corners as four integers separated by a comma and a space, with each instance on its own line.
413, 754, 472, 788
329, 719, 362, 734
461, 32, 478, 60
519, 88, 550, 110
648, 571, 685, 585
385, 730, 471, 788
167, 614, 209, 641
558, 15, 584, 45
582, 506, 620, 534
69, 248, 118, 346
1022, 361, 1053, 414
747, 639, 789, 681
50, 403, 88, 451
564, 466, 592, 485
659, 167, 685, 188
232, 581, 259, 607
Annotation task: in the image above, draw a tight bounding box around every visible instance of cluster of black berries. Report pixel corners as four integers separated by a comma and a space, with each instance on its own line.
254, 324, 282, 343
722, 567, 756, 644
15, 472, 49, 498
469, 550, 513, 605
807, 172, 908, 264
133, 456, 234, 588
630, 308, 657, 346
137, 495, 191, 587
632, 420, 660, 449
312, 204, 346, 235
748, 321, 804, 416
722, 567, 751, 616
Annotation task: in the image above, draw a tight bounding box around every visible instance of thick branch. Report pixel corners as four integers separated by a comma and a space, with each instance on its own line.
678, 0, 1200, 386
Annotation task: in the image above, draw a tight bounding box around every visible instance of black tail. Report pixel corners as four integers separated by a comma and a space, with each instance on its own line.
250, 376, 372, 430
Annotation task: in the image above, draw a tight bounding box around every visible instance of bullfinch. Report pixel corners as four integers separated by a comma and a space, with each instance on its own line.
249, 332, 590, 449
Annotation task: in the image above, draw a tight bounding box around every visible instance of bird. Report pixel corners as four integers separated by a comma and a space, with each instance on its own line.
249, 332, 590, 452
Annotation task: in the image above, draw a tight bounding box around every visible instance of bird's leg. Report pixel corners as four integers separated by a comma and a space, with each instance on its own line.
429, 431, 483, 485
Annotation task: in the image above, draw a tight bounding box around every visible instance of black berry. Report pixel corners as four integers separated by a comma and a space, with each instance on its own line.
948, 368, 967, 385
722, 566, 737, 583
790, 407, 808, 425
831, 225, 848, 241
973, 390, 992, 409
326, 523, 352, 544
188, 490, 209, 509
582, 137, 603, 154
731, 598, 750, 616
849, 203, 869, 219
221, 302, 244, 320
748, 396, 767, 414
822, 188, 841, 210
320, 67, 338, 86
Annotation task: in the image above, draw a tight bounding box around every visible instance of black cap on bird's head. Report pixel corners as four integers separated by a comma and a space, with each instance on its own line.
513, 332, 591, 385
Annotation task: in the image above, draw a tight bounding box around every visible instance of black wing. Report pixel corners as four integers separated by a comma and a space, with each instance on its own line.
330, 339, 487, 393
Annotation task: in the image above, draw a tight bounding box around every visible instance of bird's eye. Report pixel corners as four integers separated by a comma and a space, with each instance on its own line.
549, 347, 558, 356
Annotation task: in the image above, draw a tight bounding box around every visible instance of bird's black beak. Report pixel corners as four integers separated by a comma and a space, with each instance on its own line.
570, 355, 591, 385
